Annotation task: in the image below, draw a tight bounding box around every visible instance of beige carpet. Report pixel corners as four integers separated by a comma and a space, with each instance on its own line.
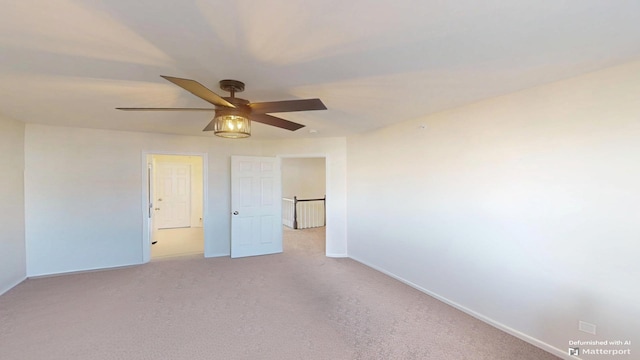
0, 227, 560, 359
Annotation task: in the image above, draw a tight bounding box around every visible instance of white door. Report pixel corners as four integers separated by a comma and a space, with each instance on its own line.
231, 156, 282, 258
155, 162, 191, 229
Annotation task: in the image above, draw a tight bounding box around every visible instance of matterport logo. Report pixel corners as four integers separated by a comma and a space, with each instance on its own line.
568, 340, 632, 357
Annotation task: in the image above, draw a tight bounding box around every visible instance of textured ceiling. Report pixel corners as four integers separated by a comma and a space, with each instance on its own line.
1, 0, 639, 139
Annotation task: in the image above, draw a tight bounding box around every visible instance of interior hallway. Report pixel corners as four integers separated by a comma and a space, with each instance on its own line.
151, 227, 204, 259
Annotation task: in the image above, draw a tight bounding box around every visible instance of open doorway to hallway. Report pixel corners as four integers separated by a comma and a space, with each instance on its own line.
149, 154, 205, 259
281, 157, 326, 253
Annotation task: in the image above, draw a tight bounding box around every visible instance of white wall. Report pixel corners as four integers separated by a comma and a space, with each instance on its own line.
24, 125, 263, 276
263, 138, 347, 257
347, 61, 640, 356
22, 125, 347, 276
0, 115, 26, 295
282, 157, 326, 199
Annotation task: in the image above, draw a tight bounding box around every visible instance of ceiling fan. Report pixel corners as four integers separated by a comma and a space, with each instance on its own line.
117, 76, 327, 138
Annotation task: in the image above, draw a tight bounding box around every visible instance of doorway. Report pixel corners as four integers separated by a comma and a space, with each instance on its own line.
146, 154, 205, 260
280, 157, 327, 254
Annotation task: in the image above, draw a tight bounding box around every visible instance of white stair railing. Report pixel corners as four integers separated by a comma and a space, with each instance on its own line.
282, 197, 295, 228
282, 196, 326, 229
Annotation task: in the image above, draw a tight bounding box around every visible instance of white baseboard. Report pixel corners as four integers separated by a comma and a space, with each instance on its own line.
326, 252, 348, 258
0, 276, 27, 296
204, 252, 230, 258
348, 255, 573, 360
28, 262, 141, 278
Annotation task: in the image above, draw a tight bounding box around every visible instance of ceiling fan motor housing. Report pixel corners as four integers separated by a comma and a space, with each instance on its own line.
217, 96, 250, 117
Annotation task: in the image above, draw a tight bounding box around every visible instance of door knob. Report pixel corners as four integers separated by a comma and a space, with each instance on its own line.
233, 211, 239, 215
155, 208, 160, 211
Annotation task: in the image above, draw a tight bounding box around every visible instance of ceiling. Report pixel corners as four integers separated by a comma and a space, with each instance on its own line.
1, 0, 639, 140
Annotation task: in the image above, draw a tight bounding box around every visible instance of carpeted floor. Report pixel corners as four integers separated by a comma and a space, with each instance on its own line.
0, 227, 560, 359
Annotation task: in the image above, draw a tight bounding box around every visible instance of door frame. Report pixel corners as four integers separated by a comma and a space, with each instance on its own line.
141, 151, 208, 263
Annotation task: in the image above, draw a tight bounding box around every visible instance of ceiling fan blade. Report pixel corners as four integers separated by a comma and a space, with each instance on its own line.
161, 75, 235, 108
249, 98, 326, 114
116, 107, 214, 111
203, 119, 216, 132
250, 113, 305, 131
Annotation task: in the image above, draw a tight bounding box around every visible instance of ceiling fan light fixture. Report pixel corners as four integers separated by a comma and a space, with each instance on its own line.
212, 106, 251, 138
213, 113, 251, 138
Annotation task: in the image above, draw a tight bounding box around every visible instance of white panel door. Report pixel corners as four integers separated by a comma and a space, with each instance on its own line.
155, 162, 191, 229
231, 156, 282, 258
